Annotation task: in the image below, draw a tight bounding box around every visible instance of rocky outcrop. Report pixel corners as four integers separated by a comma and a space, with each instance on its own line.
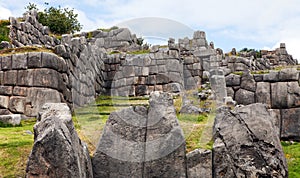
92, 92, 186, 178
26, 103, 93, 177
9, 10, 60, 48
213, 103, 288, 177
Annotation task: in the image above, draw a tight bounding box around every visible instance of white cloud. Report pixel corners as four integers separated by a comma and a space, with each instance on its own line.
0, 6, 12, 19
2, 0, 300, 59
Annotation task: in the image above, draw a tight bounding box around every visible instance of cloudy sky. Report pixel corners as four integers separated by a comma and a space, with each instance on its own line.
1, 0, 300, 59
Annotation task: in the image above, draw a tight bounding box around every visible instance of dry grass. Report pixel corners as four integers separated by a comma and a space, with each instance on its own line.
0, 46, 53, 56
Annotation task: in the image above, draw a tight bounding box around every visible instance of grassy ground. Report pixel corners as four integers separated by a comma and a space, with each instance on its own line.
0, 119, 35, 178
282, 141, 300, 178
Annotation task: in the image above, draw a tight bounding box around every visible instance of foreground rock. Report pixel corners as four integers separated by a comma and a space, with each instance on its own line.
186, 149, 212, 178
213, 103, 288, 177
0, 114, 21, 126
26, 103, 93, 178
92, 91, 186, 178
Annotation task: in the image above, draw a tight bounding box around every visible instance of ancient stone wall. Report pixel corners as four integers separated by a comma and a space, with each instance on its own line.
0, 52, 69, 117
226, 68, 300, 141
9, 11, 60, 48
103, 49, 184, 96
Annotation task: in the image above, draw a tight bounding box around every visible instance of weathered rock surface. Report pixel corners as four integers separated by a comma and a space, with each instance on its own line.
26, 103, 93, 178
186, 149, 212, 178
213, 103, 288, 178
92, 92, 186, 178
0, 114, 21, 126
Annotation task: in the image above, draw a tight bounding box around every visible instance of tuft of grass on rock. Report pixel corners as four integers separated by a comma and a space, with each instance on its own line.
127, 49, 150, 55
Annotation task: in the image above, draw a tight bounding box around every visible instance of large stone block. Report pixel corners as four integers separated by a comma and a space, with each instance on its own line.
8, 96, 26, 114
92, 92, 186, 177
268, 109, 281, 138
279, 68, 299, 81
0, 86, 13, 95
41, 52, 59, 70
17, 69, 34, 86
187, 149, 212, 178
12, 53, 27, 69
271, 82, 288, 109
263, 71, 279, 82
33, 69, 59, 89
287, 82, 300, 108
241, 71, 256, 92
26, 103, 93, 177
235, 89, 255, 105
256, 82, 271, 106
0, 114, 21, 126
25, 88, 61, 117
0, 96, 9, 108
1, 55, 12, 70
225, 73, 241, 86
13, 86, 28, 96
213, 104, 288, 177
3, 71, 17, 85
156, 73, 170, 84
281, 108, 300, 141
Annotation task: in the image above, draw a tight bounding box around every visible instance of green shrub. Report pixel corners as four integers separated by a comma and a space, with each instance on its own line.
0, 20, 10, 43
25, 3, 82, 35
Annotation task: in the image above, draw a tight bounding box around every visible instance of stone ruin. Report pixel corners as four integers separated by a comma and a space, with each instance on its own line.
0, 10, 298, 177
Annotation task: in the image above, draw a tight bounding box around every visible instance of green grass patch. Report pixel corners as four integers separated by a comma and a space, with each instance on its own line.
232, 71, 244, 76
251, 70, 269, 75
0, 118, 36, 177
127, 49, 150, 55
282, 141, 300, 177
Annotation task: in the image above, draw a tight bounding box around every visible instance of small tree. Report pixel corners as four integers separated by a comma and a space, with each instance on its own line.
25, 3, 82, 35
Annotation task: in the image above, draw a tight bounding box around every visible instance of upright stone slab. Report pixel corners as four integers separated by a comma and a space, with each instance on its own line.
92, 92, 186, 178
144, 92, 186, 178
213, 104, 288, 177
26, 103, 93, 177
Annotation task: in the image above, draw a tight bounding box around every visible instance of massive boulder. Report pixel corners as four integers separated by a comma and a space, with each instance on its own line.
26, 103, 93, 178
92, 91, 186, 178
213, 103, 288, 178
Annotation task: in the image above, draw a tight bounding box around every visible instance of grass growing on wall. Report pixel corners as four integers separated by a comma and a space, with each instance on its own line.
0, 118, 35, 177
0, 46, 53, 56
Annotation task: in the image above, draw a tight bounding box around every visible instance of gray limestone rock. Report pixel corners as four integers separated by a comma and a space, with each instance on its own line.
255, 82, 271, 106
281, 108, 300, 141
8, 96, 26, 114
240, 70, 256, 92
225, 73, 241, 86
213, 103, 288, 178
26, 103, 93, 177
187, 149, 212, 178
271, 82, 288, 109
279, 68, 299, 81
92, 92, 186, 178
0, 114, 21, 126
235, 89, 255, 105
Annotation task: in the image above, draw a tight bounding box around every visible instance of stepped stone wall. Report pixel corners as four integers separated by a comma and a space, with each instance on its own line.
9, 11, 60, 48
226, 68, 300, 141
0, 52, 69, 117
